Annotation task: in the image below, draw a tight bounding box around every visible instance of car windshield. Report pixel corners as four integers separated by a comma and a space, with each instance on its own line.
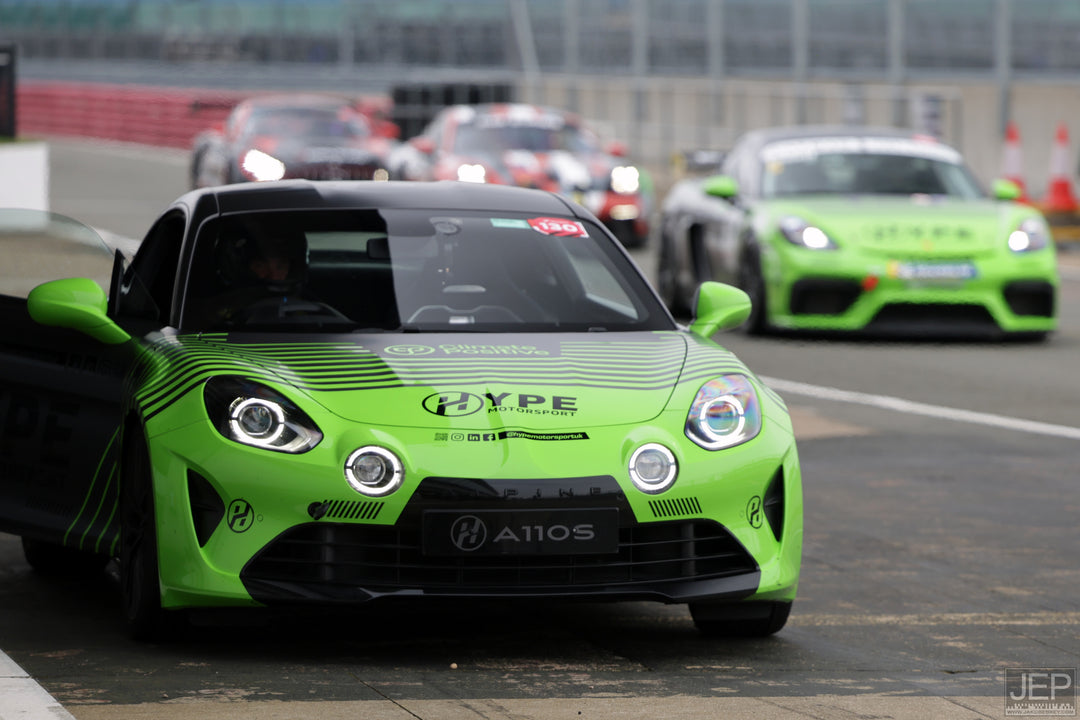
181, 208, 671, 334
246, 107, 368, 140
759, 136, 985, 199
454, 122, 599, 155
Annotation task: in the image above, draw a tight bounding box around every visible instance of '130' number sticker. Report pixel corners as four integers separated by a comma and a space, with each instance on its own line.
528, 217, 588, 237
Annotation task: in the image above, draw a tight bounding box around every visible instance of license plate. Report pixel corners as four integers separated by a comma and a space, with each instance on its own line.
887, 260, 977, 281
422, 508, 619, 556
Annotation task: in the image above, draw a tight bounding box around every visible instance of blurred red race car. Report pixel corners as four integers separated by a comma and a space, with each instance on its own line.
387, 103, 652, 247
190, 94, 400, 189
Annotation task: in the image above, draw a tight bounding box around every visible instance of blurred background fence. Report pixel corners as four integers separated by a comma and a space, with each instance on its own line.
5, 0, 1080, 198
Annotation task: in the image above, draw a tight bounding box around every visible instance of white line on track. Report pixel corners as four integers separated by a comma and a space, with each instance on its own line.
0, 650, 76, 720
761, 375, 1080, 440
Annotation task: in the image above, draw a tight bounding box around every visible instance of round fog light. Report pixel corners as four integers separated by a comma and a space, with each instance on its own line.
628, 443, 678, 494
344, 446, 404, 497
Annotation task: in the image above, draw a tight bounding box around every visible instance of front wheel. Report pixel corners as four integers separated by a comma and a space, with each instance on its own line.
689, 600, 792, 638
656, 229, 690, 317
120, 426, 183, 641
738, 248, 770, 335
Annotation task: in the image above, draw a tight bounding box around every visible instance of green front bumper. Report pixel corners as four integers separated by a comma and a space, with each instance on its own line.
762, 241, 1058, 334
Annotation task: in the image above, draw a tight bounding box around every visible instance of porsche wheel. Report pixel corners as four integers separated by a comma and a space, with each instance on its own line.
689, 600, 792, 638
656, 228, 690, 317
120, 425, 181, 641
738, 247, 770, 335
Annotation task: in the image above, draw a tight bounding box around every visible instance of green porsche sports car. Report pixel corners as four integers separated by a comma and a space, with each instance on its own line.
656, 125, 1059, 338
0, 181, 801, 639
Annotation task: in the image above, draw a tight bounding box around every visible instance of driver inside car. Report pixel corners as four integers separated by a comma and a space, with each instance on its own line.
194, 228, 316, 327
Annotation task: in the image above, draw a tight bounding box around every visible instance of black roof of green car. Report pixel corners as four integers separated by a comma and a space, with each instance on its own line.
176, 179, 587, 218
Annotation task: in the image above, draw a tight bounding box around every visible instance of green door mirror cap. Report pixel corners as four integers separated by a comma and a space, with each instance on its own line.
703, 174, 739, 199
992, 178, 1023, 201
689, 281, 752, 338
27, 277, 131, 345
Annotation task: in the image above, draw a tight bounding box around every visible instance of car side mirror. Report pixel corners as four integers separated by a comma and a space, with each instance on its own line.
992, 178, 1023, 201
689, 281, 752, 338
703, 174, 739, 199
27, 278, 131, 345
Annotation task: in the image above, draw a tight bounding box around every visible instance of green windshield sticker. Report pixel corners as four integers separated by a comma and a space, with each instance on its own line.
491, 218, 530, 229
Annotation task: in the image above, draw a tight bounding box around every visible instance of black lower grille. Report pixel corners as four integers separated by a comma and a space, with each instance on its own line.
866, 302, 998, 330
1003, 280, 1055, 317
243, 519, 755, 593
789, 278, 862, 315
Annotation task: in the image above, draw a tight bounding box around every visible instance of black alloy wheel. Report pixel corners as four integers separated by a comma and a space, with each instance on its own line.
738, 246, 770, 335
656, 228, 690, 317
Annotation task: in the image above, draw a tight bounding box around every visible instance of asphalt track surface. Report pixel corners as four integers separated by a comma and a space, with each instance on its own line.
1, 139, 1078, 719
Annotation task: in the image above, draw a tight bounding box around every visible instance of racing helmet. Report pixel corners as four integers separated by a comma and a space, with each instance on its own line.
215, 226, 308, 295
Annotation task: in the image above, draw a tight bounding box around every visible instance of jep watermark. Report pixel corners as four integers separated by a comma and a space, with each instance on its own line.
1005, 668, 1076, 716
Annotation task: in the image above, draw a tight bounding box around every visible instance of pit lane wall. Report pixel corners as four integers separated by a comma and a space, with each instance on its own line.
15, 82, 245, 149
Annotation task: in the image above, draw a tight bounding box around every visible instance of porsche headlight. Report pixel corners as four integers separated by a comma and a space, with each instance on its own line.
457, 163, 487, 183
1008, 216, 1051, 252
344, 446, 404, 497
204, 376, 322, 453
685, 375, 762, 451
779, 216, 837, 250
241, 148, 286, 182
610, 165, 640, 194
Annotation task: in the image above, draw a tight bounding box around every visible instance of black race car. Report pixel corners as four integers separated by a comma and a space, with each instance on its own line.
190, 93, 400, 189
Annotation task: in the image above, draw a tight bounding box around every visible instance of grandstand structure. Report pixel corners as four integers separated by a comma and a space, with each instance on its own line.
4, 0, 1080, 193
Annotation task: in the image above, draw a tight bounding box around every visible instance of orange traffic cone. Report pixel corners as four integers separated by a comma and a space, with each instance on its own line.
1042, 122, 1079, 214
1001, 121, 1030, 203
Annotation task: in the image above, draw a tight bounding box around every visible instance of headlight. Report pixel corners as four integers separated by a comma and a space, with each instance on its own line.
457, 163, 487, 183
241, 148, 286, 182
779, 216, 837, 250
685, 375, 762, 451
610, 165, 640, 194
1008, 217, 1051, 252
344, 446, 404, 497
628, 443, 678, 494
204, 376, 322, 453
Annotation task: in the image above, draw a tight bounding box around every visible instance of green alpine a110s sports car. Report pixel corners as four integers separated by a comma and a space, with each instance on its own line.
0, 180, 801, 639
656, 125, 1059, 338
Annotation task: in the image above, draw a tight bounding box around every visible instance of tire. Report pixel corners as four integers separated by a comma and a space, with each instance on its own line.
21, 538, 108, 578
689, 225, 713, 287
738, 247, 770, 335
689, 600, 792, 638
656, 228, 690, 317
119, 425, 182, 641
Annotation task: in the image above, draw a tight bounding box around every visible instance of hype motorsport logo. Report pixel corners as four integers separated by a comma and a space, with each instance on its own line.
422, 390, 579, 418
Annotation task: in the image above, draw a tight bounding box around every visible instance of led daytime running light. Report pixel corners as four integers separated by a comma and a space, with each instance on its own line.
344, 446, 404, 497
229, 398, 286, 445
685, 375, 762, 451
628, 443, 678, 494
